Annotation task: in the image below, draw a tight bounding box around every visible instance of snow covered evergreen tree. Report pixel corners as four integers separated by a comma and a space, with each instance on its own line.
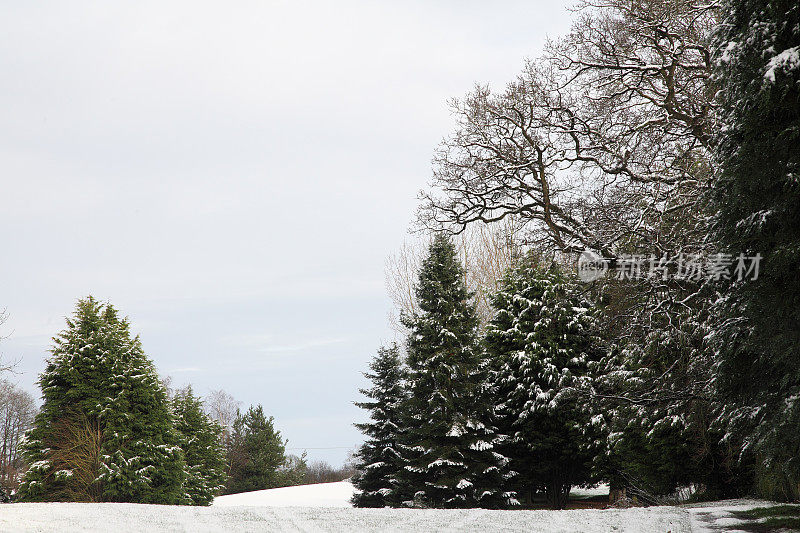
17, 297, 186, 504
351, 344, 406, 507
397, 234, 512, 509
485, 258, 604, 509
225, 405, 288, 494
172, 386, 227, 505
711, 0, 800, 501
595, 308, 752, 502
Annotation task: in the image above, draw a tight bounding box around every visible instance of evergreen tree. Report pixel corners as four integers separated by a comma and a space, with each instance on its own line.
711, 0, 800, 501
172, 386, 228, 505
17, 297, 186, 504
397, 234, 512, 509
279, 452, 308, 486
225, 405, 288, 494
485, 259, 604, 509
597, 316, 751, 502
352, 344, 406, 507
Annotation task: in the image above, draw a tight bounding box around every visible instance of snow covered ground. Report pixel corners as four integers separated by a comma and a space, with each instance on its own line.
684, 499, 777, 532
571, 483, 610, 500
212, 480, 610, 508
6, 482, 781, 532
0, 482, 693, 532
0, 502, 691, 532
213, 480, 355, 507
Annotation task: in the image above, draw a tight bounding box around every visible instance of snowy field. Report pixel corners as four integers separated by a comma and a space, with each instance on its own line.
683, 499, 779, 532
213, 481, 355, 508
0, 502, 691, 533
3, 482, 778, 532
211, 480, 611, 508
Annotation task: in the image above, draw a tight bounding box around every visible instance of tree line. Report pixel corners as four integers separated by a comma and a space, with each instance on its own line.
353, 237, 608, 509
3, 297, 326, 504
354, 0, 799, 507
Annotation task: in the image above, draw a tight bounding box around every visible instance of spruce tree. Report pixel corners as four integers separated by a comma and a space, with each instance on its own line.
352, 344, 406, 507
172, 386, 228, 505
397, 234, 512, 509
485, 259, 604, 509
17, 297, 186, 504
711, 0, 800, 500
225, 405, 288, 494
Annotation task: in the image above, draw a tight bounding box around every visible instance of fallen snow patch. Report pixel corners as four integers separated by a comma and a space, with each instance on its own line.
213, 481, 354, 508
683, 499, 774, 533
571, 484, 609, 500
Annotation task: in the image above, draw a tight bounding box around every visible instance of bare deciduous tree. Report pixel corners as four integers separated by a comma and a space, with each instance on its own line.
0, 380, 37, 495
0, 310, 20, 375
415, 0, 719, 353
386, 219, 523, 334
302, 459, 356, 485
204, 389, 240, 442
45, 411, 104, 502
385, 240, 422, 334
418, 0, 717, 262
160, 375, 175, 399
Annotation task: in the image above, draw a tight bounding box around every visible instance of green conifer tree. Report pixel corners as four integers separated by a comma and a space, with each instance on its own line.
225, 405, 288, 494
711, 0, 800, 501
17, 297, 186, 504
397, 234, 513, 508
352, 344, 406, 507
172, 386, 228, 505
485, 259, 604, 509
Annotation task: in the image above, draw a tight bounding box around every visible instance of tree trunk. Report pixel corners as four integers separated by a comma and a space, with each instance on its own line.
545, 479, 570, 509
609, 486, 626, 504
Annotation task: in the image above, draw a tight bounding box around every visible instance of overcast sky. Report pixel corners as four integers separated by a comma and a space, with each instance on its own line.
0, 1, 572, 465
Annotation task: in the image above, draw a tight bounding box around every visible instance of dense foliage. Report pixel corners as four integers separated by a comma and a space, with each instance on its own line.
351, 344, 406, 507
225, 405, 290, 494
17, 297, 187, 504
711, 0, 800, 501
172, 386, 228, 505
360, 0, 800, 507
485, 258, 605, 508
396, 235, 512, 508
